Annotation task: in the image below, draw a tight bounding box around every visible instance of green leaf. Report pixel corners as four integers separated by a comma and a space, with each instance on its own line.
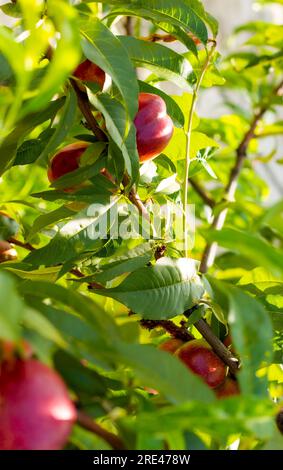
204, 228, 283, 277
0, 25, 25, 83
80, 18, 138, 121
121, 397, 274, 440
0, 53, 13, 84
0, 97, 65, 175
77, 253, 153, 285
238, 267, 283, 293
155, 22, 198, 56
90, 93, 139, 183
116, 343, 214, 404
19, 280, 121, 344
32, 186, 112, 203
0, 213, 19, 240
37, 89, 78, 164
118, 36, 195, 88
54, 350, 120, 396
105, 0, 208, 44
165, 129, 219, 162
0, 271, 24, 341
208, 278, 273, 395
20, 0, 81, 117
183, 0, 218, 37
228, 288, 273, 395
184, 50, 225, 88
0, 2, 22, 18
92, 257, 204, 318
24, 198, 118, 266
28, 206, 74, 240
13, 128, 55, 166
23, 308, 66, 348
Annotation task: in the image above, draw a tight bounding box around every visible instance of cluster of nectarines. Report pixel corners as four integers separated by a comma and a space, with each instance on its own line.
159, 337, 239, 399
48, 59, 174, 183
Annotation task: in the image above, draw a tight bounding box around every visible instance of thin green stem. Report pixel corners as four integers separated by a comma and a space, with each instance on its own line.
183, 45, 216, 258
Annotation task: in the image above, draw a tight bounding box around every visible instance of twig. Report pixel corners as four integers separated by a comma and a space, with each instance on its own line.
188, 178, 215, 208
76, 409, 126, 450
200, 79, 283, 273
122, 173, 151, 222
183, 307, 239, 374
8, 237, 35, 251
128, 187, 151, 222
70, 79, 107, 142
124, 17, 134, 36
140, 319, 194, 342
141, 32, 202, 46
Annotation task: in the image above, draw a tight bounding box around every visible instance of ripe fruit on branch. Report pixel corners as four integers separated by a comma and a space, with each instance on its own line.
74, 59, 105, 89
48, 143, 113, 187
176, 339, 226, 389
134, 93, 174, 162
0, 359, 76, 450
159, 338, 184, 354
0, 240, 17, 263
48, 142, 89, 183
215, 378, 240, 399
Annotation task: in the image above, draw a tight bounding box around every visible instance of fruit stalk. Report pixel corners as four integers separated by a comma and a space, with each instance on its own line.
76, 410, 126, 450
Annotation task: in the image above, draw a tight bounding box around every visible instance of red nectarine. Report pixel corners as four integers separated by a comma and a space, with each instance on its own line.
134, 93, 174, 162
74, 59, 105, 89
0, 359, 76, 450
215, 378, 240, 399
176, 339, 226, 389
159, 338, 184, 354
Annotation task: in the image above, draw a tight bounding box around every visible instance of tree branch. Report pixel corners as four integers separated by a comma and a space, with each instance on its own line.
8, 237, 35, 251
200, 79, 283, 274
188, 178, 215, 208
128, 187, 151, 222
70, 79, 107, 142
124, 16, 134, 36
183, 307, 239, 374
76, 409, 126, 450
140, 319, 194, 342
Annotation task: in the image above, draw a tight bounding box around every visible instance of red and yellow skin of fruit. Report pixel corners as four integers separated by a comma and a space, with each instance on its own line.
215, 378, 240, 399
48, 143, 114, 188
47, 142, 89, 183
0, 240, 17, 262
0, 359, 76, 450
74, 59, 105, 89
159, 338, 184, 354
0, 340, 33, 362
134, 93, 174, 162
176, 339, 227, 389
